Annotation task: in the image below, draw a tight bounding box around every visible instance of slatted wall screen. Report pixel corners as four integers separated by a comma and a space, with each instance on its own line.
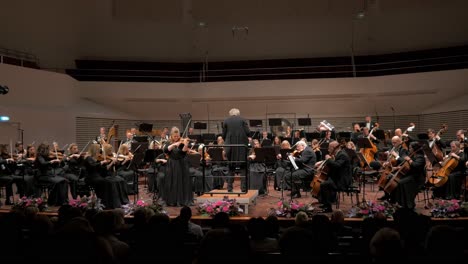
75, 117, 225, 150
76, 110, 468, 150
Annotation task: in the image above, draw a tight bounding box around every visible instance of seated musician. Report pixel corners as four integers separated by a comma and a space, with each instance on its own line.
432, 141, 466, 200
34, 143, 69, 206
62, 143, 82, 199
311, 139, 322, 162
378, 136, 408, 201
248, 139, 267, 194
351, 123, 362, 146
95, 127, 107, 144
274, 140, 291, 191
191, 144, 213, 195
390, 141, 425, 209
286, 140, 316, 198
316, 141, 352, 213
115, 144, 137, 194
456, 129, 468, 155
272, 136, 281, 147
0, 144, 15, 205
83, 143, 129, 209
123, 132, 135, 150
322, 130, 335, 144
427, 128, 446, 149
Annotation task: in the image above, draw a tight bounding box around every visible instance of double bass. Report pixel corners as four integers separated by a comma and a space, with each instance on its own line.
430, 124, 447, 162
401, 123, 415, 150
359, 123, 379, 167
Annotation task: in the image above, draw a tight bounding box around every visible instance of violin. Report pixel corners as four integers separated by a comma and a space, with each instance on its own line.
292, 149, 303, 157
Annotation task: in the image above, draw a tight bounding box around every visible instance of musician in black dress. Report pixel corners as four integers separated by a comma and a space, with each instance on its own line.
83, 143, 129, 209
162, 127, 193, 206
34, 143, 69, 206
274, 140, 291, 191
286, 140, 316, 198
392, 141, 425, 209
318, 141, 352, 212
0, 145, 15, 205
222, 108, 250, 192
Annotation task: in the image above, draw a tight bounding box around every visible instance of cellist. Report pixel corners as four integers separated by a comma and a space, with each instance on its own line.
377, 136, 408, 201
316, 141, 352, 213
391, 141, 425, 210
432, 141, 466, 200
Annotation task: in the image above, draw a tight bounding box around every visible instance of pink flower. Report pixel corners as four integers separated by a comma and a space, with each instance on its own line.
80, 203, 88, 208
206, 206, 213, 213
291, 203, 299, 210
222, 206, 230, 212
360, 209, 369, 215
277, 201, 283, 207
215, 201, 223, 207
136, 200, 145, 206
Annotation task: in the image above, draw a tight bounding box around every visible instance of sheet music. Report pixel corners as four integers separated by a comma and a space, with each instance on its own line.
288, 154, 299, 170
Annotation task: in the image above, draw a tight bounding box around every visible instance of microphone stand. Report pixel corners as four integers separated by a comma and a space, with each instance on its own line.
391, 107, 396, 131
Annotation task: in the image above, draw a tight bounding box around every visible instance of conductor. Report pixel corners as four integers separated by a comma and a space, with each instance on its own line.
222, 108, 250, 192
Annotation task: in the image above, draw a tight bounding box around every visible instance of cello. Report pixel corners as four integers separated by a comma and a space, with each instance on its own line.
310, 143, 339, 198
428, 150, 460, 187
383, 145, 422, 194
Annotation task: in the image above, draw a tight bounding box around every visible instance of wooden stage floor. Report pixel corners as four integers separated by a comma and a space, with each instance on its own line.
1, 175, 464, 223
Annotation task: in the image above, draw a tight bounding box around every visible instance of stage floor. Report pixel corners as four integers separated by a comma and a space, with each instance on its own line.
0, 175, 451, 219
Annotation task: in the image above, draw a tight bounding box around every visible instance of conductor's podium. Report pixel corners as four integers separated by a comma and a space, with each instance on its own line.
195, 190, 259, 214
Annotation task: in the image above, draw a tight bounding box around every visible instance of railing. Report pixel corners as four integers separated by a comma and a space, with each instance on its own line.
66, 45, 468, 82
0, 47, 39, 69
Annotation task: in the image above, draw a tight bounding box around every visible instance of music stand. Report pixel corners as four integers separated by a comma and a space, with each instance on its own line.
138, 123, 153, 133
373, 129, 385, 141
188, 134, 202, 145
188, 153, 202, 168
297, 118, 311, 126
338, 132, 352, 142
249, 120, 263, 127
207, 147, 224, 162
261, 138, 272, 147
268, 118, 282, 126
194, 122, 207, 135
306, 132, 320, 142
254, 147, 278, 196
144, 149, 163, 163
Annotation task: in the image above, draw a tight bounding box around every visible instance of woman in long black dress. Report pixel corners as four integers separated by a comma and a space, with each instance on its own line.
162, 127, 193, 206
83, 143, 128, 209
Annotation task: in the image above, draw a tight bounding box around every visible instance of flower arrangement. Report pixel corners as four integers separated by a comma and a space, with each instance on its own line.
348, 200, 398, 219
197, 196, 243, 217
122, 199, 167, 216
12, 197, 48, 212
430, 199, 460, 218
69, 195, 105, 212
274, 200, 313, 217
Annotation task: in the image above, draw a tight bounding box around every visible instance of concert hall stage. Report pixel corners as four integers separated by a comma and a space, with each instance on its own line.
1, 176, 468, 228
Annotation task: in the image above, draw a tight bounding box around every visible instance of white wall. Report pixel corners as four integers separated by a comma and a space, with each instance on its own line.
0, 64, 136, 145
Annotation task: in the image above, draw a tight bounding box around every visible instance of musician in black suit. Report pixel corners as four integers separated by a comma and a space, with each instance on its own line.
364, 116, 377, 130
318, 141, 352, 212
432, 141, 466, 200
392, 141, 425, 209
222, 108, 250, 192
286, 140, 316, 198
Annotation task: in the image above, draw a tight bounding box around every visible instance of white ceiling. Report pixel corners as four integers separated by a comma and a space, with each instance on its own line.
1, 0, 468, 69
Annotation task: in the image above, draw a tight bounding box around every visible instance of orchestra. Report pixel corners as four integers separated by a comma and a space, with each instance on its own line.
1, 117, 467, 213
